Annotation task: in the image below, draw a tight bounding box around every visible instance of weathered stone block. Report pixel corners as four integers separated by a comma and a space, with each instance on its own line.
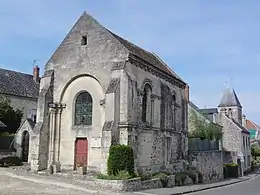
77, 166, 87, 175
184, 176, 193, 185
53, 163, 61, 173
166, 175, 175, 187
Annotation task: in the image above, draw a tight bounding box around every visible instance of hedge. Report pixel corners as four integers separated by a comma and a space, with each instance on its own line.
107, 144, 134, 176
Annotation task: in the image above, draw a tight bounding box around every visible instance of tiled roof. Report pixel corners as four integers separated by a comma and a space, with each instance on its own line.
0, 68, 39, 99
246, 119, 259, 130
107, 30, 185, 83
218, 88, 242, 107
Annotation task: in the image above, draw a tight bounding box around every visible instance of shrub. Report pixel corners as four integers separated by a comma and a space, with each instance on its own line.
226, 162, 238, 167
152, 172, 168, 187
107, 144, 135, 176
175, 172, 187, 186
139, 173, 152, 181
225, 163, 239, 178
187, 165, 197, 171
183, 170, 197, 183
197, 171, 203, 183
97, 170, 133, 180
0, 156, 22, 167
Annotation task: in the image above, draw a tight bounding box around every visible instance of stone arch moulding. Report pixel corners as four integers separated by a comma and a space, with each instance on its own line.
59, 74, 103, 104
60, 74, 105, 130
14, 118, 35, 163
141, 78, 153, 92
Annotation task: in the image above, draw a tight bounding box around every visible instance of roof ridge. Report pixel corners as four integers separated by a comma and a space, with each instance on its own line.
223, 114, 249, 134
0, 67, 33, 77
105, 29, 185, 83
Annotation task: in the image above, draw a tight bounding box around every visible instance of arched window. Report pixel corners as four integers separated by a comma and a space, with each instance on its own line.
75, 92, 93, 125
142, 83, 152, 122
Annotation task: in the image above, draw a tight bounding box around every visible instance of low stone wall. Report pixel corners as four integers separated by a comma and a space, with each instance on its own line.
95, 177, 163, 192
95, 175, 177, 191
189, 150, 223, 182
41, 171, 176, 192
0, 150, 16, 160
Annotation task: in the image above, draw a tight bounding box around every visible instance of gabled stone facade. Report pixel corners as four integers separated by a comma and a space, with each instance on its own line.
29, 12, 189, 175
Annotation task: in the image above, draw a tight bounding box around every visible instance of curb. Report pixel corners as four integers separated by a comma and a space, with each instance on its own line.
170, 174, 258, 195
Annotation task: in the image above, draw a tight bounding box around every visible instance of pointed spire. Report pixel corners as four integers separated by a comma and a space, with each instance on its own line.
218, 87, 242, 108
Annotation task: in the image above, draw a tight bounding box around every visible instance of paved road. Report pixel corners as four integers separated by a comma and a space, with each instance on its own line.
0, 168, 259, 195
189, 175, 260, 195
0, 169, 102, 195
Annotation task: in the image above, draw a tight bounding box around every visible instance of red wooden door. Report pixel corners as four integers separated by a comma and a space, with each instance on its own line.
75, 138, 88, 168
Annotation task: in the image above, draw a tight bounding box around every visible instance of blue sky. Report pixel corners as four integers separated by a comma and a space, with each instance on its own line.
0, 1, 259, 124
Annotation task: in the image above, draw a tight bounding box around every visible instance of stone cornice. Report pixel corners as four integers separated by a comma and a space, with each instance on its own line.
128, 54, 186, 89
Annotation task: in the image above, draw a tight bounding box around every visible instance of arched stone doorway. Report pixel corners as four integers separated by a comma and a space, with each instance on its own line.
21, 131, 30, 162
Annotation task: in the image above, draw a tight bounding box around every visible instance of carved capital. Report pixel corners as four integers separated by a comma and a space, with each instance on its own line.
151, 94, 161, 100
49, 108, 56, 114
100, 98, 106, 106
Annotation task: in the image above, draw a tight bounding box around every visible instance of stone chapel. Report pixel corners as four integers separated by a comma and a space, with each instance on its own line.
29, 12, 189, 174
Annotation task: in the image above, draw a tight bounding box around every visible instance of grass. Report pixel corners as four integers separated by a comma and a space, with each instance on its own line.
97, 170, 136, 180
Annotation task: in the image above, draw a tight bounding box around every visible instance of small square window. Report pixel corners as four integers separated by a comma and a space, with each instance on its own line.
81, 36, 87, 46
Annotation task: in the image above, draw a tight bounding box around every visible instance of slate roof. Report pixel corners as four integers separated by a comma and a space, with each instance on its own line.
200, 108, 218, 115
107, 30, 185, 83
0, 68, 39, 99
189, 101, 200, 111
218, 88, 242, 107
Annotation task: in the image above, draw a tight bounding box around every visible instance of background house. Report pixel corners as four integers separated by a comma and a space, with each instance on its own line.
0, 66, 40, 127
187, 101, 224, 182
243, 116, 260, 141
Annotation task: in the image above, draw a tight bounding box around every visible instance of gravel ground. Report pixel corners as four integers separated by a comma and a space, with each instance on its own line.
0, 167, 105, 195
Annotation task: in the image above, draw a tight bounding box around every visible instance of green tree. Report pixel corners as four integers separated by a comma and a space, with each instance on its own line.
0, 97, 23, 134
251, 144, 260, 160
189, 109, 223, 141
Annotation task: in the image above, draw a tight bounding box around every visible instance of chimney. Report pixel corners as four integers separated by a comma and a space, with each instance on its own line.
184, 84, 189, 102
33, 66, 40, 83
242, 114, 246, 127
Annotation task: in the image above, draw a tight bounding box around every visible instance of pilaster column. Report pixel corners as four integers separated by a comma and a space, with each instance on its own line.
150, 96, 155, 126
48, 108, 56, 166
54, 108, 62, 162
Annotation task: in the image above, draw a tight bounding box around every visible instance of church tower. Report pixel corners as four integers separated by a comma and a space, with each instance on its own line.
218, 88, 242, 124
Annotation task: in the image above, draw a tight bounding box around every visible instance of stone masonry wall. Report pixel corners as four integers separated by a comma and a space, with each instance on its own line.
189, 151, 223, 182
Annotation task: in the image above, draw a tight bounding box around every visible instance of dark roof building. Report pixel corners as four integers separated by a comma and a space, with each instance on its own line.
0, 66, 40, 99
